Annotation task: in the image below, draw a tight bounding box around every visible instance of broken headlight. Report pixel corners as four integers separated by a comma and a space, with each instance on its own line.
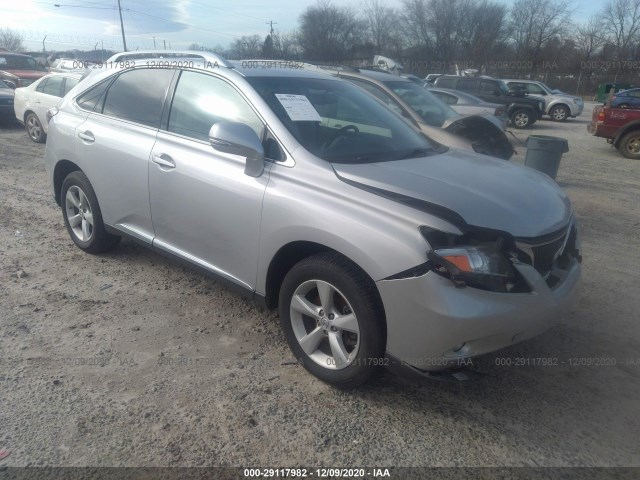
420, 226, 526, 293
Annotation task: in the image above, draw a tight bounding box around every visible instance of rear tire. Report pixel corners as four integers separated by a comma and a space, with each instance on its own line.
278, 252, 385, 388
510, 109, 534, 128
619, 131, 640, 159
61, 171, 121, 253
25, 113, 45, 143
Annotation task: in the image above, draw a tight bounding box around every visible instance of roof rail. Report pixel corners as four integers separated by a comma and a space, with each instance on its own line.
105, 50, 233, 68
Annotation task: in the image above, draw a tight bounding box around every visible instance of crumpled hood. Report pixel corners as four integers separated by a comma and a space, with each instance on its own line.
424, 115, 514, 160
332, 149, 572, 238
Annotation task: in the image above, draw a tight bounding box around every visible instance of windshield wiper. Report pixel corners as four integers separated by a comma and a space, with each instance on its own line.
396, 147, 435, 160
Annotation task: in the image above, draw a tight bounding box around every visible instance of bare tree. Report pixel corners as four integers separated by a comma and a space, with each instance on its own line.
400, 0, 433, 51
271, 31, 301, 59
457, 0, 510, 66
601, 0, 640, 59
362, 0, 404, 55
228, 35, 264, 59
509, 0, 573, 63
575, 16, 606, 61
298, 0, 367, 62
0, 28, 25, 51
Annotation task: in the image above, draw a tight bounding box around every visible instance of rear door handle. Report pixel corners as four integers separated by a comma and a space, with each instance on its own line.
78, 131, 95, 142
152, 153, 176, 169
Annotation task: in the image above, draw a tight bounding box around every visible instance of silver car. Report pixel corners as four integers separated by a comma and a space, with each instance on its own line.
503, 79, 584, 121
44, 53, 582, 387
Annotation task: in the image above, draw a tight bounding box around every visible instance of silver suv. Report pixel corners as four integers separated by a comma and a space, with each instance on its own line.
503, 79, 584, 121
44, 52, 582, 387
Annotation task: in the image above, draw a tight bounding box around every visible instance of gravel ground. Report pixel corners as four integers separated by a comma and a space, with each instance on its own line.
0, 104, 639, 469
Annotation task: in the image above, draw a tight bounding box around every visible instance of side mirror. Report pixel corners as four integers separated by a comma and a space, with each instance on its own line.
209, 122, 265, 177
4, 81, 17, 90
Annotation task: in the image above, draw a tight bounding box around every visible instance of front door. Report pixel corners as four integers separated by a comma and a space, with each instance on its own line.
149, 70, 269, 290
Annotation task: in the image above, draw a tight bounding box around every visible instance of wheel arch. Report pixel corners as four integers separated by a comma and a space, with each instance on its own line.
549, 102, 569, 112
53, 160, 82, 206
23, 110, 37, 123
263, 241, 386, 323
613, 122, 640, 148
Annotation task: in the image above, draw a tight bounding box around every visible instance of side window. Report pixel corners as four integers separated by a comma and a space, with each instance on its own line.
42, 76, 64, 97
480, 80, 499, 95
457, 78, 476, 93
36, 78, 48, 93
168, 71, 264, 142
526, 83, 545, 95
102, 68, 174, 128
63, 77, 80, 96
76, 79, 111, 112
435, 77, 455, 88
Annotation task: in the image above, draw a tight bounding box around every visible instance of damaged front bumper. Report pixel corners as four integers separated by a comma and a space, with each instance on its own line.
377, 257, 581, 373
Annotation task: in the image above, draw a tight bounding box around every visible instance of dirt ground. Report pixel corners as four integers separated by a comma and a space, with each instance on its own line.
0, 103, 639, 469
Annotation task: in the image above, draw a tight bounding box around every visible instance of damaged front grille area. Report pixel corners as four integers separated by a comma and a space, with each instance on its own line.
515, 219, 580, 287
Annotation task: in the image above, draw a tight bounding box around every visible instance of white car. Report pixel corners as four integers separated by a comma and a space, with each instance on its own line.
14, 72, 84, 143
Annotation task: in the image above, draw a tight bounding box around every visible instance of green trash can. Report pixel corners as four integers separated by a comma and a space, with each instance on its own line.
524, 135, 569, 180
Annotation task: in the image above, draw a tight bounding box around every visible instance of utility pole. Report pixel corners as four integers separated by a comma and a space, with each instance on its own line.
163, 39, 166, 49
266, 20, 277, 36
153, 36, 156, 50
42, 35, 47, 63
117, 0, 127, 51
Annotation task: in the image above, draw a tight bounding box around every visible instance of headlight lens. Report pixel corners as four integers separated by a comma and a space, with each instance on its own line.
428, 246, 517, 292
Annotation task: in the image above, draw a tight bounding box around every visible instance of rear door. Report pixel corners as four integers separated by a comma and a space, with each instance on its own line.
149, 70, 270, 290
73, 68, 175, 243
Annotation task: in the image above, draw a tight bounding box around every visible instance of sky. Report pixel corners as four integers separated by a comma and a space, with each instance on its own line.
1, 0, 608, 53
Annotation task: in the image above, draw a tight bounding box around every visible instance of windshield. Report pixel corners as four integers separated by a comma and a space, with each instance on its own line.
0, 55, 41, 71
247, 76, 441, 163
384, 81, 459, 127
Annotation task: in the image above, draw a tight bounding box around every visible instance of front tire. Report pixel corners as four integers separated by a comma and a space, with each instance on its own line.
510, 109, 534, 128
549, 104, 569, 122
61, 171, 120, 253
619, 131, 640, 159
25, 113, 45, 143
278, 252, 385, 388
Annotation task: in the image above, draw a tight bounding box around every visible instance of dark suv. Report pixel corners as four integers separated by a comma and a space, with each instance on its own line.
434, 76, 544, 128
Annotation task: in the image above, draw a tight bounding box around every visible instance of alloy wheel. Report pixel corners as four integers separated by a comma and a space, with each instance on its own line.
289, 279, 360, 370
65, 185, 94, 242
27, 115, 42, 141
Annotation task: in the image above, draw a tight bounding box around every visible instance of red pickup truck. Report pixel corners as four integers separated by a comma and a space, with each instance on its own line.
588, 104, 640, 159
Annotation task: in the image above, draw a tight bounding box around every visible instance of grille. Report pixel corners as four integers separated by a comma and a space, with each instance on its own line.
516, 222, 571, 278
530, 236, 567, 275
